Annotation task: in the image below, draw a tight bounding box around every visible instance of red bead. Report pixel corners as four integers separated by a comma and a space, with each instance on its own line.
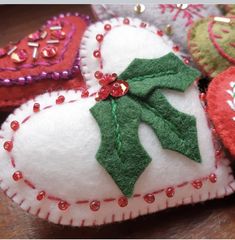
110, 80, 129, 97
33, 103, 40, 113
37, 191, 46, 201
144, 193, 155, 203
81, 90, 89, 98
90, 200, 100, 211
56, 95, 65, 104
94, 71, 103, 79
212, 128, 217, 135
166, 187, 175, 198
11, 49, 28, 63
140, 22, 147, 28
58, 201, 69, 210
192, 180, 203, 189
118, 197, 128, 207
96, 34, 104, 42
41, 45, 57, 58
10, 121, 20, 131
173, 45, 180, 52
3, 141, 13, 152
157, 30, 164, 36
215, 149, 222, 159
96, 85, 111, 101
123, 18, 130, 24
12, 171, 23, 181
51, 30, 66, 40
93, 50, 101, 58
184, 58, 190, 65
209, 173, 217, 183
28, 31, 41, 41
0, 48, 6, 58
199, 93, 206, 102
104, 24, 111, 31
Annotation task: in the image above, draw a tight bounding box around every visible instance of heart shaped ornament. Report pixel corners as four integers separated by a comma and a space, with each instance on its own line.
188, 16, 235, 78
0, 13, 90, 109
207, 67, 235, 157
0, 23, 234, 226
92, 4, 221, 55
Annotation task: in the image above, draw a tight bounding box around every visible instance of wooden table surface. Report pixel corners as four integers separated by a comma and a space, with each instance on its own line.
1, 4, 235, 239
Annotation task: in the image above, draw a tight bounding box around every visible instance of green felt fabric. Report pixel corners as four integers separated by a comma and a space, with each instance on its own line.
90, 53, 201, 197
189, 17, 235, 78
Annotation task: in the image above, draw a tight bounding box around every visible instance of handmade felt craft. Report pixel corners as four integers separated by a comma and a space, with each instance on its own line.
92, 4, 221, 55
0, 32, 234, 226
222, 4, 235, 16
0, 13, 90, 109
207, 66, 235, 157
188, 16, 235, 78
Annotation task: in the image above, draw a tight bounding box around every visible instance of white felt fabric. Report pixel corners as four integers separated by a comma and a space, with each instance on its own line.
92, 4, 221, 54
0, 87, 234, 226
80, 17, 181, 92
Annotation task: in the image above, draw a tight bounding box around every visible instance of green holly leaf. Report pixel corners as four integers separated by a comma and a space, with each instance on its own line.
90, 96, 151, 197
90, 53, 202, 197
119, 53, 200, 97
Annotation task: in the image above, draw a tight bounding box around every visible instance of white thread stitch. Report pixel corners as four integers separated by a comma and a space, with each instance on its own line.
226, 81, 235, 117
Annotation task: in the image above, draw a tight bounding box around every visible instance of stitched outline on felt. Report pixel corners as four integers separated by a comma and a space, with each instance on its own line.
1, 91, 225, 212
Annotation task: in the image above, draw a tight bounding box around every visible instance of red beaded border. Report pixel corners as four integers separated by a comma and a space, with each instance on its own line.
1, 89, 226, 214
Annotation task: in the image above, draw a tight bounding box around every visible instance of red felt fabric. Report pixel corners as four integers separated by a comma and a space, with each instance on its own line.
0, 72, 86, 109
207, 66, 235, 156
0, 15, 88, 108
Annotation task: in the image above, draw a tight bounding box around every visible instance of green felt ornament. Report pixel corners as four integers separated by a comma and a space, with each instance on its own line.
188, 16, 235, 78
90, 53, 202, 197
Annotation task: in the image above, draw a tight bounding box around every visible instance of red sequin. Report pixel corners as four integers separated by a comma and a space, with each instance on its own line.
93, 50, 101, 58
10, 121, 20, 131
104, 24, 111, 31
118, 197, 128, 207
99, 73, 117, 86
3, 141, 13, 152
33, 103, 40, 113
11, 49, 28, 63
96, 34, 104, 42
192, 180, 203, 189
58, 201, 69, 210
123, 18, 130, 24
12, 171, 23, 181
94, 71, 103, 79
215, 149, 222, 159
56, 95, 65, 104
144, 193, 155, 203
166, 187, 175, 198
96, 85, 111, 101
51, 30, 66, 40
184, 58, 190, 65
110, 80, 129, 97
209, 173, 217, 183
173, 45, 180, 52
37, 191, 46, 201
41, 46, 57, 58
90, 200, 100, 211
157, 30, 164, 36
0, 48, 6, 58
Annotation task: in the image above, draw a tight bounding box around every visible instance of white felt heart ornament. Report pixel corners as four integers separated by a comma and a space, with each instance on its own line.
80, 17, 185, 92
0, 82, 234, 226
